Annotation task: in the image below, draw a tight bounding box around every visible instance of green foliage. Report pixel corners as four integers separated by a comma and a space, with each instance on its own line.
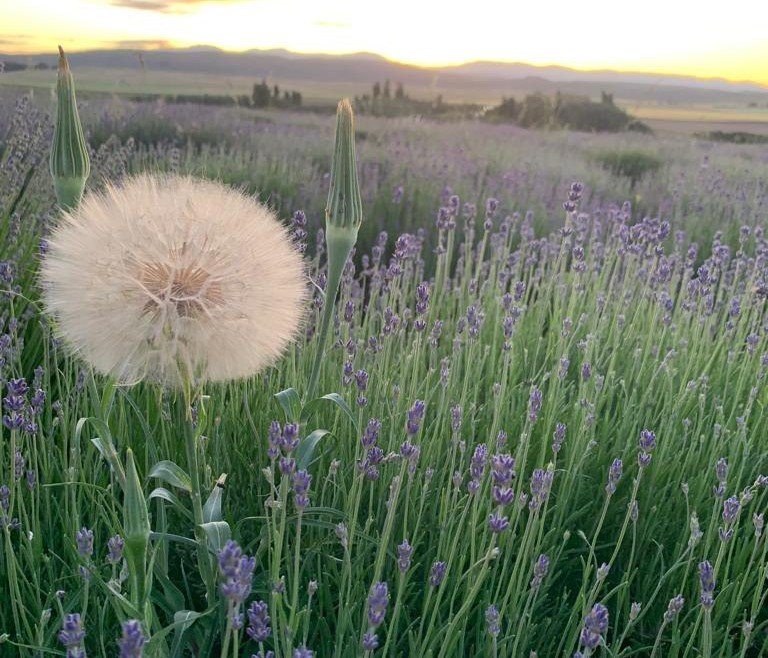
696, 130, 768, 144
516, 92, 554, 128
594, 148, 663, 189
554, 94, 630, 132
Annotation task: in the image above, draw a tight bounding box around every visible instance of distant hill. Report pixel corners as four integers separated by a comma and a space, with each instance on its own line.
2, 47, 768, 105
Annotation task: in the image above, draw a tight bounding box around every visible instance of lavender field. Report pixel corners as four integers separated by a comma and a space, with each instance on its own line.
0, 73, 767, 658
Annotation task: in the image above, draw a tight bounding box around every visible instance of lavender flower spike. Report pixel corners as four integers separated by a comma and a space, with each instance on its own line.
117, 620, 146, 658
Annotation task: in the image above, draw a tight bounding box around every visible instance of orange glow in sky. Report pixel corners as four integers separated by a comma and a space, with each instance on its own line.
2, 0, 768, 85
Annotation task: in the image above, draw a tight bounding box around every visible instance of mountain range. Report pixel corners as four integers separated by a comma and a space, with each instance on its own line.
3, 46, 767, 104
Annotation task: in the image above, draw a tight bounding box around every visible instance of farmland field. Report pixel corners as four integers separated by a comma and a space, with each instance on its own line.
0, 79, 767, 658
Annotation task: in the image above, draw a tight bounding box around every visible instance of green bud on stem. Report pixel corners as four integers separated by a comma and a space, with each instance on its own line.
306, 99, 363, 402
50, 46, 90, 210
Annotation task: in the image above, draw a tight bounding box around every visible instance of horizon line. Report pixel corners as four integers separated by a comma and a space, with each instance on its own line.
2, 44, 767, 90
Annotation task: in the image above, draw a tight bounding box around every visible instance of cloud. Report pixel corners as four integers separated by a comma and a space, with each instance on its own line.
110, 39, 174, 49
0, 35, 35, 45
105, 0, 248, 11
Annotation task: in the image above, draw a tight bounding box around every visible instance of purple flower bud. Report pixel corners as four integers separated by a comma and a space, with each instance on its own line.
698, 560, 715, 610
246, 600, 271, 642
606, 458, 623, 496
76, 527, 94, 559
107, 535, 125, 564
485, 605, 500, 637
530, 553, 550, 590
397, 539, 413, 573
117, 620, 146, 658
217, 540, 255, 605
663, 595, 684, 623
367, 582, 389, 628
429, 561, 447, 587
488, 509, 509, 533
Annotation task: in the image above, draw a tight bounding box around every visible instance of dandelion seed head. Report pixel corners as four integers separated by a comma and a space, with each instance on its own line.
41, 174, 307, 386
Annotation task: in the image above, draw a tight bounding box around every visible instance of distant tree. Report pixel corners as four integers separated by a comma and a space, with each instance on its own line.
273, 84, 280, 99
383, 79, 391, 99
291, 91, 302, 106
489, 97, 519, 121
555, 96, 629, 132
517, 93, 553, 128
395, 82, 405, 100
33, 62, 49, 70
373, 82, 381, 99
601, 91, 614, 105
252, 79, 271, 108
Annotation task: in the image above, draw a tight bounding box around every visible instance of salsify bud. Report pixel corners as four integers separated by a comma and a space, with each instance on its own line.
326, 98, 363, 233
306, 98, 363, 401
50, 46, 90, 209
324, 99, 363, 304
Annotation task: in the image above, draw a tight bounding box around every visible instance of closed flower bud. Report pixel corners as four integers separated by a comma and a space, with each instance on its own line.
50, 47, 90, 209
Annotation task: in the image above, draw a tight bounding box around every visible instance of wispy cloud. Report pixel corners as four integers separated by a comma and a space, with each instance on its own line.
111, 39, 174, 49
106, 0, 248, 12
0, 35, 35, 46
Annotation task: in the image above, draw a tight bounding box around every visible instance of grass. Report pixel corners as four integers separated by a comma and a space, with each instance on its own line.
0, 88, 766, 657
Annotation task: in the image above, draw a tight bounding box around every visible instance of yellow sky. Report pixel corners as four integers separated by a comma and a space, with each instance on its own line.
2, 0, 768, 84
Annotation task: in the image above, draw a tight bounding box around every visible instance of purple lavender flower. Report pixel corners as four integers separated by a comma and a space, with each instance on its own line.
267, 421, 281, 460
563, 181, 584, 213
293, 647, 313, 658
246, 600, 271, 642
528, 387, 543, 422
485, 605, 501, 637
470, 444, 488, 482
722, 496, 740, 524
362, 418, 382, 448
397, 539, 413, 573
406, 400, 426, 436
638, 428, 656, 468
429, 561, 447, 587
579, 603, 608, 650
698, 560, 715, 610
491, 453, 515, 485
552, 423, 566, 454
355, 370, 369, 407
663, 595, 684, 623
279, 457, 296, 476
581, 362, 592, 381
58, 613, 86, 655
530, 553, 550, 590
713, 458, 728, 497
362, 632, 379, 651
76, 527, 94, 559
606, 458, 623, 496
107, 535, 125, 564
281, 423, 300, 454
529, 468, 554, 511
117, 620, 145, 658
488, 509, 509, 533
450, 405, 462, 433
293, 469, 312, 510
218, 540, 255, 606
492, 486, 515, 506
367, 582, 389, 628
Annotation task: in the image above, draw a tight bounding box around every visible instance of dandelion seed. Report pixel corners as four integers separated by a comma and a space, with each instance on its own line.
40, 174, 306, 387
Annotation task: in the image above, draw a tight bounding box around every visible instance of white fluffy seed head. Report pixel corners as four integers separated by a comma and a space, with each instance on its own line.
40, 173, 307, 387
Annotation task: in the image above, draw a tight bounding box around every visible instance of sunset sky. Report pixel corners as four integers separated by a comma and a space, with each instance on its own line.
2, 0, 768, 84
